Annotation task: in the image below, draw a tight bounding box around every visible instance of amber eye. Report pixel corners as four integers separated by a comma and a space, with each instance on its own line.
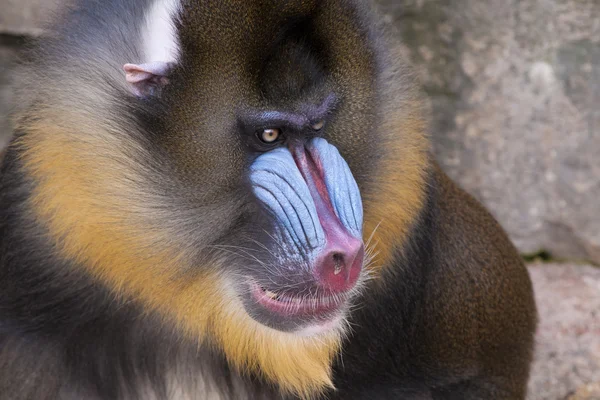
258, 128, 281, 144
312, 120, 325, 131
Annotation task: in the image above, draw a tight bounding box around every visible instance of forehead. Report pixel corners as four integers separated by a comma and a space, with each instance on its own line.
153, 1, 375, 69
156, 1, 376, 103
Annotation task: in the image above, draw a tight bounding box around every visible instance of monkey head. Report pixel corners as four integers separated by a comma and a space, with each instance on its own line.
121, 2, 381, 336
15, 0, 428, 395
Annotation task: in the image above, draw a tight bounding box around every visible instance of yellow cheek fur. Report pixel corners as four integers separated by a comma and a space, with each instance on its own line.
363, 111, 429, 273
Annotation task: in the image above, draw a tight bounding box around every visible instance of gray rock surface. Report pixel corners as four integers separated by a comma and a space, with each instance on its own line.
568, 384, 600, 400
528, 263, 600, 400
376, 0, 600, 264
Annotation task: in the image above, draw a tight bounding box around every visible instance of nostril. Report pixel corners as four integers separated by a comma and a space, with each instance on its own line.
314, 242, 364, 293
332, 253, 344, 275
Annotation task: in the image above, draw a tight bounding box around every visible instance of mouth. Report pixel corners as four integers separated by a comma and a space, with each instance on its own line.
249, 281, 350, 318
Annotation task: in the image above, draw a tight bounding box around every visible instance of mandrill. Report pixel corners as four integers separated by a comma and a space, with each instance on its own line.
0, 0, 537, 399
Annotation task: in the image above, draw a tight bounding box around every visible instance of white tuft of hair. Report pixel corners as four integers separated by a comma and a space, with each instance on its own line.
142, 0, 182, 63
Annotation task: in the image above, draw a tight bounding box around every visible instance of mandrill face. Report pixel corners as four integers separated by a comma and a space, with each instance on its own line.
144, 4, 381, 336
180, 61, 373, 335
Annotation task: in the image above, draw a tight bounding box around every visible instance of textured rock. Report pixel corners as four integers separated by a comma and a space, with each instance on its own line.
527, 263, 600, 400
568, 384, 600, 400
0, 0, 62, 36
376, 0, 600, 264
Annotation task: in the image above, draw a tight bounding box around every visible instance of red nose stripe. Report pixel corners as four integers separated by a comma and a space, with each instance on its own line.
291, 144, 364, 292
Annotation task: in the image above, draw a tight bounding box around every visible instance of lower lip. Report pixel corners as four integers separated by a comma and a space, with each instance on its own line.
250, 282, 348, 318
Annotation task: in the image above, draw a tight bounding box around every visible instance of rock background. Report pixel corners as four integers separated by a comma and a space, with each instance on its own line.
528, 263, 600, 400
376, 0, 600, 265
1, 1, 600, 399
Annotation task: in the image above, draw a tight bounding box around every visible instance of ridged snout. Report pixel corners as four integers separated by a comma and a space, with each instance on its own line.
250, 138, 364, 294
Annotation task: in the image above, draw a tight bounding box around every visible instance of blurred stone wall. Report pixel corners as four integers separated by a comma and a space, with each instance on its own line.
376, 0, 600, 264
1, 0, 599, 264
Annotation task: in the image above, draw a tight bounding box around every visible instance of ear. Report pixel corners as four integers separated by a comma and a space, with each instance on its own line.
123, 62, 175, 97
